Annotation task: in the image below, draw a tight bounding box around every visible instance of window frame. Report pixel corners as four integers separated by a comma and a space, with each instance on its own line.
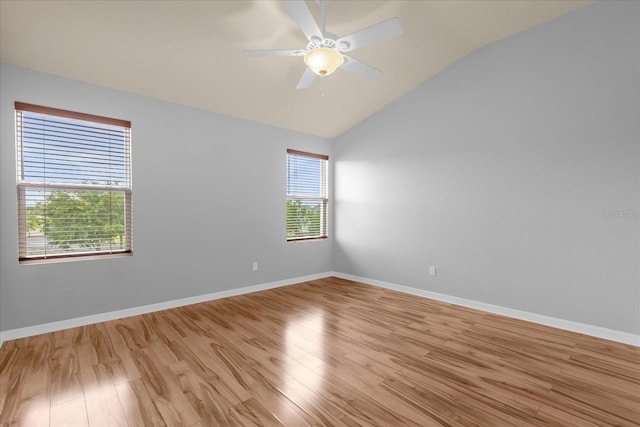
15, 102, 133, 263
286, 149, 329, 242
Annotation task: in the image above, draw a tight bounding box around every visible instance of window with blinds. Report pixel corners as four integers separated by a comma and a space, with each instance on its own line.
15, 102, 132, 262
286, 149, 328, 241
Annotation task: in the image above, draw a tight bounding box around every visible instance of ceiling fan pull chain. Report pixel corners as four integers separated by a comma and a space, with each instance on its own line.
319, 76, 326, 111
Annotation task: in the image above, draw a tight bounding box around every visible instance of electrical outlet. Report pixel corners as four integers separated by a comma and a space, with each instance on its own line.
252, 262, 258, 271
429, 266, 436, 277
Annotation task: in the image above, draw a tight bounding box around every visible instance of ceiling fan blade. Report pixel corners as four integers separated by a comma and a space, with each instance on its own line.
243, 49, 302, 57
340, 56, 381, 81
283, 0, 323, 42
296, 67, 316, 89
337, 18, 403, 52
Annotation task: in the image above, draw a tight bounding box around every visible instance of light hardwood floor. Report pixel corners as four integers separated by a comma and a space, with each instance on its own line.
0, 277, 638, 426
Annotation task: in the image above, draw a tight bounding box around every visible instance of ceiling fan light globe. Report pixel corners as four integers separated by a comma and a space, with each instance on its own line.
304, 48, 344, 77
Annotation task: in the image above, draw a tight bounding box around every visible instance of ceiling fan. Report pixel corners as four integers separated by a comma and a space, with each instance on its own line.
243, 0, 403, 89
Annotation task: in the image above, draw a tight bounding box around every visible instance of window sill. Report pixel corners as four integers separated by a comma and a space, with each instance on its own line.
19, 251, 132, 265
287, 236, 328, 243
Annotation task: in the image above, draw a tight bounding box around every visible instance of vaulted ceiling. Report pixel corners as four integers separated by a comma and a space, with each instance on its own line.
0, 0, 593, 138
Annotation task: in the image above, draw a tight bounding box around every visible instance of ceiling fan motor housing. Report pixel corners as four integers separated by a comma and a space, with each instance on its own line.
306, 34, 346, 51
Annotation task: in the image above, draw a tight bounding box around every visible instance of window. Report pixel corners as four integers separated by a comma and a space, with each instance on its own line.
15, 102, 132, 262
286, 149, 328, 241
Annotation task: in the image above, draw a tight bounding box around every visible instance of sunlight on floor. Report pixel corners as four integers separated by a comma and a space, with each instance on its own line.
284, 309, 326, 398
19, 397, 49, 427
20, 376, 130, 426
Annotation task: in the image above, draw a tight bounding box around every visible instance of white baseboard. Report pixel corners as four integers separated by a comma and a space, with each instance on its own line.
333, 272, 640, 347
2, 271, 638, 348
0, 272, 333, 346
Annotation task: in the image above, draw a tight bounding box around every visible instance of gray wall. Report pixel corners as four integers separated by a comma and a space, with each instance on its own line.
0, 63, 332, 331
333, 1, 640, 334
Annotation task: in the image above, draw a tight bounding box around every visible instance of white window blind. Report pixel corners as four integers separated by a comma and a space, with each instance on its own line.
286, 149, 328, 241
15, 102, 132, 262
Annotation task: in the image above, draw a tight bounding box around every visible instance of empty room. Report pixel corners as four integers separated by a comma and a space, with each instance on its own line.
0, 0, 638, 425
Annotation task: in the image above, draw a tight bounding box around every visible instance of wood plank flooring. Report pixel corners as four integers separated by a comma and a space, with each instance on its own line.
1, 277, 639, 426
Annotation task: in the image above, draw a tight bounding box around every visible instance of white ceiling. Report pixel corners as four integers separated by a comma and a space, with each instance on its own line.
0, 0, 593, 139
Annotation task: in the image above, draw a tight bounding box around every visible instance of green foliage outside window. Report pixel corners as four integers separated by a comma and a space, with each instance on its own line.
26, 190, 126, 252
286, 199, 321, 239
